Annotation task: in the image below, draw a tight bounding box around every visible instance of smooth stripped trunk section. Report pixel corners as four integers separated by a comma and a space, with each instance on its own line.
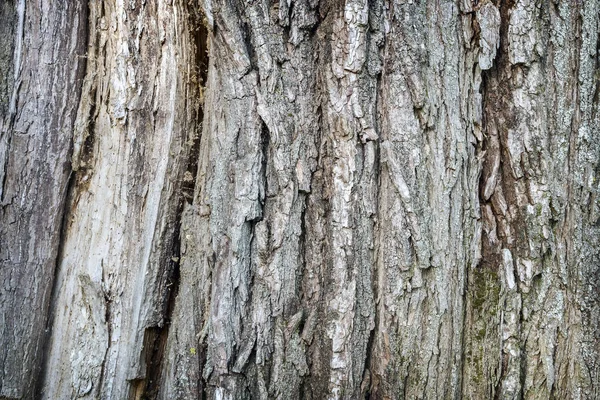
40, 1, 203, 399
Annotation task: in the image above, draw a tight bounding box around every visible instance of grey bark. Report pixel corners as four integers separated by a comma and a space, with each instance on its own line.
0, 1, 88, 398
0, 0, 599, 399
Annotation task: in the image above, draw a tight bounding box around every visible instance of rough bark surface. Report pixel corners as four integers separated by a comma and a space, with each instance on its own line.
0, 2, 88, 398
0, 0, 598, 399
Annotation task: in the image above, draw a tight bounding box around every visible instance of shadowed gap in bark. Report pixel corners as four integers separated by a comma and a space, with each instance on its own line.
130, 6, 210, 400
362, 77, 383, 400
473, 0, 524, 398
35, 0, 92, 396
130, 218, 182, 400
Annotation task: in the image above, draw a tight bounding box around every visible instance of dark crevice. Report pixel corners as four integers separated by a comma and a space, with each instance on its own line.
297, 192, 308, 318
466, 0, 521, 397
361, 321, 376, 399
134, 6, 210, 400
242, 19, 257, 73
132, 215, 182, 400
259, 117, 270, 201
99, 270, 113, 392
592, 34, 600, 121
35, 1, 92, 397
362, 57, 384, 400
35, 169, 77, 397
181, 3, 209, 205
182, 107, 203, 204
0, 128, 13, 206
476, 1, 529, 398
197, 331, 209, 400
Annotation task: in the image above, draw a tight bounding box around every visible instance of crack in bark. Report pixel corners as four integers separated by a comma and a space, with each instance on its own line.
34, 1, 92, 397
35, 169, 77, 398
132, 6, 210, 399
99, 268, 113, 395
132, 220, 182, 400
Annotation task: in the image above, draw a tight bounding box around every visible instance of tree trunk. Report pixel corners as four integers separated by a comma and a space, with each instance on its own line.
0, 1, 88, 398
1, 0, 599, 399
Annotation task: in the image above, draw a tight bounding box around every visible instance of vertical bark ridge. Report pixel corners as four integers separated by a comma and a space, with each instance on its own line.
309, 1, 381, 397
565, 0, 600, 396
371, 0, 482, 398
0, 1, 89, 398
39, 0, 203, 398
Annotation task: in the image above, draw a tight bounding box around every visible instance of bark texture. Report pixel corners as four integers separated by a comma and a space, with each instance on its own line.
0, 0, 599, 399
0, 1, 88, 398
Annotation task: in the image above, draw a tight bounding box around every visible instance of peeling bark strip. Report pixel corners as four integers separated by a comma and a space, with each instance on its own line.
38, 1, 204, 399
0, 0, 598, 399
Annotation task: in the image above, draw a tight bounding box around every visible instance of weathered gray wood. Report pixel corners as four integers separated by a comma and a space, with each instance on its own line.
38, 1, 202, 399
0, 0, 598, 399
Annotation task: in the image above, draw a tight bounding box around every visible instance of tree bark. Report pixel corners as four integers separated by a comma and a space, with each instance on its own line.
0, 1, 88, 398
1, 0, 599, 399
